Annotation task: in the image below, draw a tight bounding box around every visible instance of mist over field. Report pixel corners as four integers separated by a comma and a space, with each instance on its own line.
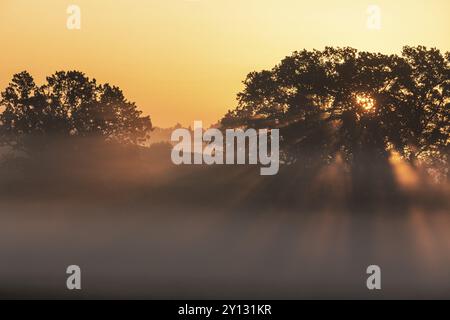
0, 139, 449, 299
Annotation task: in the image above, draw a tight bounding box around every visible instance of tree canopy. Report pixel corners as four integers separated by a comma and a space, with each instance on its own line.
0, 71, 152, 152
222, 46, 449, 171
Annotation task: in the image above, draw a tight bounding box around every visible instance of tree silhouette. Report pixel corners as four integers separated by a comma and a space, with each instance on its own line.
0, 71, 152, 153
222, 46, 449, 174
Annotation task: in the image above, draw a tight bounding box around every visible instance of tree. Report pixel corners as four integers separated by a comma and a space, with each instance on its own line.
0, 71, 152, 152
222, 46, 449, 176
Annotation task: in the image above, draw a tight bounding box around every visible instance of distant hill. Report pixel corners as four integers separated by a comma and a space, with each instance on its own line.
147, 124, 184, 146
147, 122, 221, 146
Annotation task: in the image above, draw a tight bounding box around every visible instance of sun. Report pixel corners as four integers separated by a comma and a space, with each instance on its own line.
355, 94, 375, 112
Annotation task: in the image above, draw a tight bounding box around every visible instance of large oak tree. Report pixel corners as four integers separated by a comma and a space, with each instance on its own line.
222, 46, 449, 175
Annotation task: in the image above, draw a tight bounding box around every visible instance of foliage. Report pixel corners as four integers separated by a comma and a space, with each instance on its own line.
0, 71, 152, 152
222, 46, 449, 171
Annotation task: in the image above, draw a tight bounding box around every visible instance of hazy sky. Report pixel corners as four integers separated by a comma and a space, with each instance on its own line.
1, 0, 449, 127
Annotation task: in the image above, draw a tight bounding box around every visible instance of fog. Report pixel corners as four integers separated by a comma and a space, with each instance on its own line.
0, 139, 449, 299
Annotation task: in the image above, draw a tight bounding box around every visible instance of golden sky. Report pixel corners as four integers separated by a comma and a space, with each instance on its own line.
1, 0, 449, 127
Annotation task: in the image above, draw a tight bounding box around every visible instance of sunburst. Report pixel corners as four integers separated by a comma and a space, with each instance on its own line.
355, 94, 375, 112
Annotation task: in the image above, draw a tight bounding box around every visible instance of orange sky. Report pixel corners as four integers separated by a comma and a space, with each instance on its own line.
1, 0, 450, 127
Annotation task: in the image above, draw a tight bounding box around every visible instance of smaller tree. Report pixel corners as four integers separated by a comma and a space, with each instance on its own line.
0, 71, 152, 153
